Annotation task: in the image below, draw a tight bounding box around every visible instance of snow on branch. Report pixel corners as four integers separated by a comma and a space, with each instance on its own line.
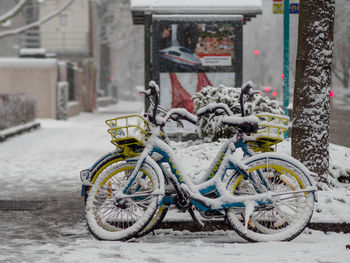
0, 0, 76, 39
0, 0, 31, 24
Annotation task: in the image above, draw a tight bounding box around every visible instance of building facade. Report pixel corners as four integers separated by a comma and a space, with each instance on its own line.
39, 0, 91, 58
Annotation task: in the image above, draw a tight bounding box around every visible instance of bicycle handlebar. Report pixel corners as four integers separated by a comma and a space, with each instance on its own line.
147, 81, 160, 124
142, 81, 197, 127
162, 108, 197, 126
196, 103, 233, 117
196, 102, 259, 133
240, 80, 260, 117
142, 80, 259, 134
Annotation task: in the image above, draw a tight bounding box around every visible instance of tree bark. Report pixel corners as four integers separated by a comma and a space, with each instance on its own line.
292, 0, 335, 178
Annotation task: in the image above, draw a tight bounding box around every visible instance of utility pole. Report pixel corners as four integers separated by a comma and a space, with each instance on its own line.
283, 0, 290, 115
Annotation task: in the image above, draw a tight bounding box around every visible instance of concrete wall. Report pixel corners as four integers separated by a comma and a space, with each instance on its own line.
0, 93, 37, 130
58, 61, 87, 117
0, 58, 58, 119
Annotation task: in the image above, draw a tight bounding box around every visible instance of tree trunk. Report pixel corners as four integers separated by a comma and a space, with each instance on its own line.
292, 0, 335, 178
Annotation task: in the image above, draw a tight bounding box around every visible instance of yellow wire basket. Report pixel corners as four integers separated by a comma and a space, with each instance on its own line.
247, 112, 289, 152
106, 115, 150, 156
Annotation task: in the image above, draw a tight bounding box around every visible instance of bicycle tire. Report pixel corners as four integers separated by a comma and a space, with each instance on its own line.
85, 153, 168, 237
226, 153, 315, 242
83, 152, 124, 203
137, 206, 168, 237
85, 160, 161, 241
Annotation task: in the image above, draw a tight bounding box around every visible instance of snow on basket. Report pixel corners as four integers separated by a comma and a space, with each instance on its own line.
246, 112, 289, 152
106, 115, 150, 156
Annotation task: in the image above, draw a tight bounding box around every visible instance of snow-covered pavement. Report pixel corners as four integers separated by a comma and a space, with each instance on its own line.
0, 100, 350, 262
2, 225, 350, 263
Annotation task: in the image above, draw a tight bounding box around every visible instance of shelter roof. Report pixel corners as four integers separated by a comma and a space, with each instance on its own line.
131, 0, 262, 24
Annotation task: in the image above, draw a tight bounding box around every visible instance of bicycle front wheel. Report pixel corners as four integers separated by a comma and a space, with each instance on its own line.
85, 160, 161, 241
226, 154, 315, 242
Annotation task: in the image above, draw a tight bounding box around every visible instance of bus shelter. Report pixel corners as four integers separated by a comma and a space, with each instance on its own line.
131, 0, 262, 114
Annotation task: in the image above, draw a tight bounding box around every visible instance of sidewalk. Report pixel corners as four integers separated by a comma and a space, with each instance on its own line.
97, 99, 144, 114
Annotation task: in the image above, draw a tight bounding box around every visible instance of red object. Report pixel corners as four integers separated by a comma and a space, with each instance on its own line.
196, 72, 212, 92
346, 244, 350, 250
170, 73, 194, 113
264, 86, 271, 92
254, 49, 260, 55
272, 91, 278, 97
330, 91, 334, 98
280, 73, 285, 80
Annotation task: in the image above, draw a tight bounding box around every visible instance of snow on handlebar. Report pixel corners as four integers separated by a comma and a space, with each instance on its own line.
140, 81, 160, 97
148, 80, 160, 95
196, 103, 233, 117
241, 80, 259, 95
163, 108, 197, 125
147, 108, 197, 127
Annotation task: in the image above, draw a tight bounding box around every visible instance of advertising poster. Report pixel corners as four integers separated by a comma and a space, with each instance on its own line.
152, 15, 243, 113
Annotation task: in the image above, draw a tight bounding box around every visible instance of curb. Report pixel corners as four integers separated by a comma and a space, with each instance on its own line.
0, 121, 41, 142
308, 222, 350, 233
157, 221, 350, 233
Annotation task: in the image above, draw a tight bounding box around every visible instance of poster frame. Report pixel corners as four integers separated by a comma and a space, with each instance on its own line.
151, 14, 243, 109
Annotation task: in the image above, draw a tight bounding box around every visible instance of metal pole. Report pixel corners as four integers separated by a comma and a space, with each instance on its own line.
144, 14, 151, 112
283, 0, 290, 116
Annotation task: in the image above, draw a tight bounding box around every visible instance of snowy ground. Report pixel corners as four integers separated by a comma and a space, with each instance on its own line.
0, 100, 350, 262
2, 226, 350, 263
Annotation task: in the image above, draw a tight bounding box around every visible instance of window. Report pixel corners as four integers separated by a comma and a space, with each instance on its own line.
59, 14, 68, 26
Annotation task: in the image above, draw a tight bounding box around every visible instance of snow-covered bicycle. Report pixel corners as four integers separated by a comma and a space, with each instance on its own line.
84, 81, 317, 242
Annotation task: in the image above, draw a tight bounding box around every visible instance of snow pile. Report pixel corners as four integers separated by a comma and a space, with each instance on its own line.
193, 85, 284, 141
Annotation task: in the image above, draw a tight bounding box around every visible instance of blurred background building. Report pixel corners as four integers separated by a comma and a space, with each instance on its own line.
0, 0, 349, 123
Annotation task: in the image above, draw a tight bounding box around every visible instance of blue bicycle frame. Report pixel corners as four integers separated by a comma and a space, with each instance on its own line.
118, 133, 273, 213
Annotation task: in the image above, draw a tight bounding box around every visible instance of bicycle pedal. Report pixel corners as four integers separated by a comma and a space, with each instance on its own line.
199, 210, 225, 219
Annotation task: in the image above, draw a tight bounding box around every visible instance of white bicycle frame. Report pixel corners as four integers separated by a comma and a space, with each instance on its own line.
113, 125, 317, 214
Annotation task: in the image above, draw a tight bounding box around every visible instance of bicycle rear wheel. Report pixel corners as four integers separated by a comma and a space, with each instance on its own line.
85, 160, 161, 241
226, 154, 315, 242
83, 152, 123, 203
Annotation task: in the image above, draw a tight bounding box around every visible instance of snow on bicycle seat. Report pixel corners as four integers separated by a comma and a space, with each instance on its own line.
220, 116, 259, 133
